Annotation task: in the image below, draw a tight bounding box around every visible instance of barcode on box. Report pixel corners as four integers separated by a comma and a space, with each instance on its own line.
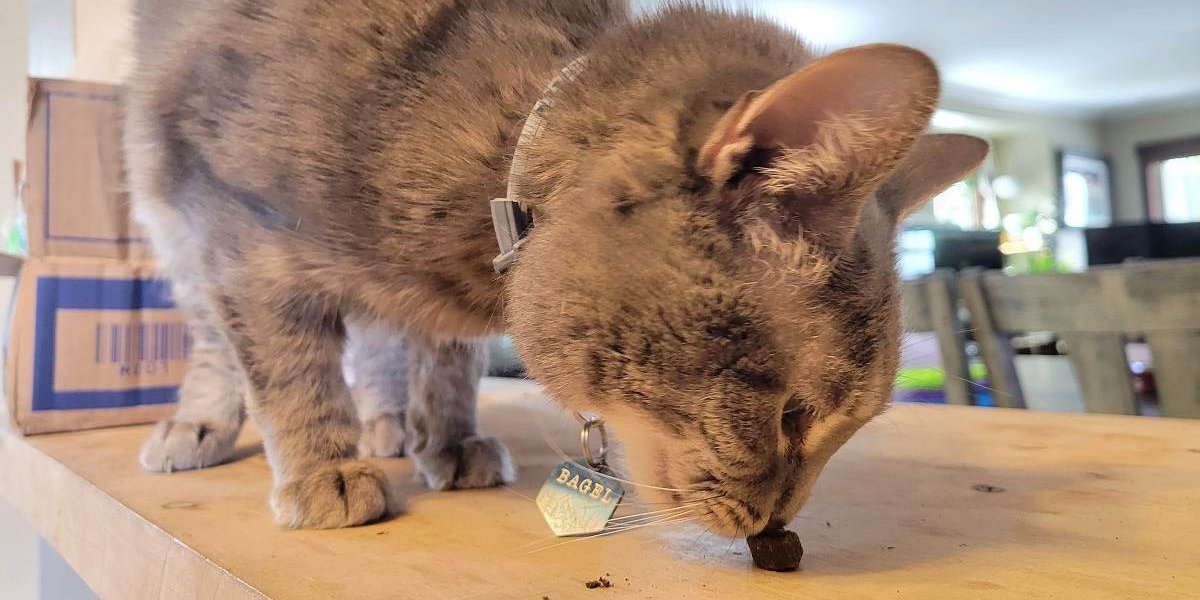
32, 276, 186, 412
92, 322, 193, 376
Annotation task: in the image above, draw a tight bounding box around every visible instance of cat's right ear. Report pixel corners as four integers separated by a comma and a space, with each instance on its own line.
698, 44, 940, 246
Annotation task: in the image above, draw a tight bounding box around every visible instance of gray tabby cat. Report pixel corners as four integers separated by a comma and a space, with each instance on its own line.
125, 0, 987, 533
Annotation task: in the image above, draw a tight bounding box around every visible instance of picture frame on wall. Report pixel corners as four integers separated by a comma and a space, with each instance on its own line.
1056, 150, 1113, 228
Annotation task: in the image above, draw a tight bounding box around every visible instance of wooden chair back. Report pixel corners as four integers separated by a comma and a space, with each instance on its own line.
900, 269, 974, 405
958, 259, 1200, 417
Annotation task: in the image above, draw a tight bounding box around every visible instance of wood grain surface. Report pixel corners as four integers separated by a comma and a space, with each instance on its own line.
2, 379, 1198, 599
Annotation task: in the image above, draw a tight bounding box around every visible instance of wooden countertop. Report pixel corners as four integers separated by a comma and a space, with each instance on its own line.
2, 379, 1198, 599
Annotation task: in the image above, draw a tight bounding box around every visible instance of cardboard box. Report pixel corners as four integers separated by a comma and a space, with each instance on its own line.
4, 256, 186, 434
2, 78, 182, 435
25, 79, 149, 260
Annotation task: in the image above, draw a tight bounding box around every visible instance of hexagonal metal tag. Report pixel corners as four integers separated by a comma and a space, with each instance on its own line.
535, 462, 625, 536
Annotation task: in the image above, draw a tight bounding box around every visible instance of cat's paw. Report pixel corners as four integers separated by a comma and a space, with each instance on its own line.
139, 419, 239, 472
413, 435, 517, 491
271, 461, 394, 529
358, 412, 406, 458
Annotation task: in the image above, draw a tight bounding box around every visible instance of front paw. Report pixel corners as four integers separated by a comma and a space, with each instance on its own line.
412, 435, 517, 491
270, 461, 394, 529
139, 419, 239, 472
358, 412, 406, 458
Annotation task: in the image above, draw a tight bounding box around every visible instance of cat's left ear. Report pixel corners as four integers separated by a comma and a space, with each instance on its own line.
876, 133, 990, 219
697, 44, 940, 248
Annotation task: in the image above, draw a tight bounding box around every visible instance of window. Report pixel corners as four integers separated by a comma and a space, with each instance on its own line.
1140, 137, 1200, 223
1157, 155, 1200, 223
904, 171, 999, 231
1057, 151, 1112, 228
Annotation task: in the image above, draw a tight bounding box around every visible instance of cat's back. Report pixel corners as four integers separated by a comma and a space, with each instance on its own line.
124, 0, 626, 337
125, 0, 626, 231
126, 0, 463, 209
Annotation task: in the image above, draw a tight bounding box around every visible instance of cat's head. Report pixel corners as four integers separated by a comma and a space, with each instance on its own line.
508, 44, 987, 536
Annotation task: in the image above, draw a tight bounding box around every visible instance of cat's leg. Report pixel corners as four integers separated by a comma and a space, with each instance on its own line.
216, 285, 392, 529
345, 318, 408, 458
140, 285, 247, 472
405, 334, 515, 490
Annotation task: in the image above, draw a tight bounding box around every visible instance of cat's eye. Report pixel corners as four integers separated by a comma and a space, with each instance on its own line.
781, 394, 813, 447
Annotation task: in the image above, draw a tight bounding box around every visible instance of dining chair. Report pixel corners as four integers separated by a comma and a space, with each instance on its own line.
958, 259, 1200, 418
900, 269, 975, 406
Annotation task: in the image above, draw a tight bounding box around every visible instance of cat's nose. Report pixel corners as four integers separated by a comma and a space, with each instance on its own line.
763, 518, 789, 534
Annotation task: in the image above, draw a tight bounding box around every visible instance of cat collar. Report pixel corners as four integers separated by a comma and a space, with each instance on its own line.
490, 57, 588, 273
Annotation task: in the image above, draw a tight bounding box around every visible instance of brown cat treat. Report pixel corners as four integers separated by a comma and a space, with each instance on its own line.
747, 528, 804, 572
124, 0, 987, 533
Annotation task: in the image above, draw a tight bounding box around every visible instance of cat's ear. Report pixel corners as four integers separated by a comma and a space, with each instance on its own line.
698, 44, 940, 246
877, 134, 990, 219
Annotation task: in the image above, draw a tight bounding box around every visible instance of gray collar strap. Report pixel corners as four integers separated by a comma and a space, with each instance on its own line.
491, 56, 588, 273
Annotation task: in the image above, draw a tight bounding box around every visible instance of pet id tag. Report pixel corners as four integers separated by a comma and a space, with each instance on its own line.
535, 416, 625, 536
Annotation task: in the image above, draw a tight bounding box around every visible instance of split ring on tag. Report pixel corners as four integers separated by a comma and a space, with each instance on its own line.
580, 416, 609, 469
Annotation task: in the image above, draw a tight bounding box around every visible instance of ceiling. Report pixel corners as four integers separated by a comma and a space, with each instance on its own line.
638, 0, 1200, 118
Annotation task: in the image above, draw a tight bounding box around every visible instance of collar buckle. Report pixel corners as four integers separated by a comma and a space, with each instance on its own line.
490, 198, 533, 273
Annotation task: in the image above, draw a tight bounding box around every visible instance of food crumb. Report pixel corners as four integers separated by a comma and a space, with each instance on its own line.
886, 546, 895, 550
972, 484, 1005, 493
825, 521, 832, 528
584, 577, 612, 589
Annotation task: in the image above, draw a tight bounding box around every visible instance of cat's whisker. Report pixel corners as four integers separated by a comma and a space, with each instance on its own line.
900, 326, 979, 339
727, 524, 742, 555
615, 498, 707, 506
500, 486, 535, 503
506, 501, 706, 554
895, 366, 1020, 400
587, 470, 721, 494
604, 512, 698, 532
591, 493, 722, 508
610, 502, 703, 520
943, 373, 1018, 398
608, 503, 708, 526
525, 513, 701, 555
534, 412, 716, 495
533, 409, 590, 464
515, 513, 696, 556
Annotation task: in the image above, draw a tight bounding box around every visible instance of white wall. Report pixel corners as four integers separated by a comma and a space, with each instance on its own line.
939, 100, 1102, 219
1100, 104, 1200, 222
72, 0, 136, 84
3, 0, 136, 245
1, 0, 29, 231
28, 0, 135, 84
